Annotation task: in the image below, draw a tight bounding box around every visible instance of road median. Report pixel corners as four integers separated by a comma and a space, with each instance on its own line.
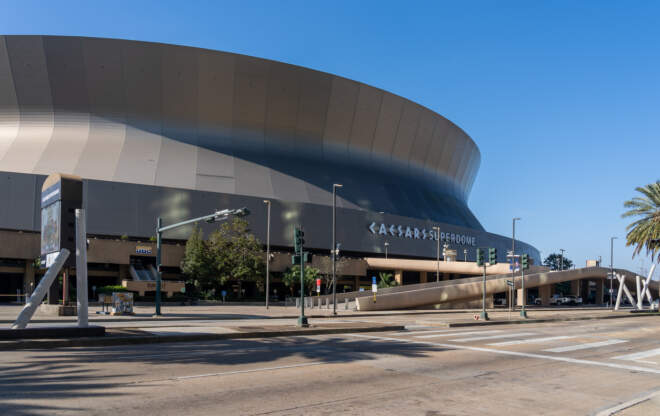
0, 323, 405, 351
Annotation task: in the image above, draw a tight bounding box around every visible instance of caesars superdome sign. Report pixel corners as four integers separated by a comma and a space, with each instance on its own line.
368, 222, 477, 247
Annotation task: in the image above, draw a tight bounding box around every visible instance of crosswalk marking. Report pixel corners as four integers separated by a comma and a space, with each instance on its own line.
613, 347, 660, 362
543, 339, 628, 353
415, 330, 503, 339
449, 332, 536, 343
488, 335, 575, 347
349, 333, 660, 376
402, 328, 486, 336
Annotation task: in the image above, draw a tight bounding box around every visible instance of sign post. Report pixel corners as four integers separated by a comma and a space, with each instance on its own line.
372, 276, 377, 303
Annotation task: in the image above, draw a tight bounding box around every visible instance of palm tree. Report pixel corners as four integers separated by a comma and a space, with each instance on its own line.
377, 272, 399, 288
622, 181, 660, 263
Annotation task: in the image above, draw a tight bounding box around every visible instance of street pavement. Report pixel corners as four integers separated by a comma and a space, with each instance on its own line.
3, 315, 660, 415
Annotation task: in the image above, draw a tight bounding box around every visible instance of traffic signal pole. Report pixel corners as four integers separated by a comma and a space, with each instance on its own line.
295, 226, 309, 327
481, 263, 488, 320
520, 254, 528, 318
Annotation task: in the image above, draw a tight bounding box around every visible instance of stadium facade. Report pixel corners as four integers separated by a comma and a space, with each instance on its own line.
0, 35, 539, 299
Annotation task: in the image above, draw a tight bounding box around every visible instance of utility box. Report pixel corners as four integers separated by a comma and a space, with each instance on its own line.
40, 173, 83, 269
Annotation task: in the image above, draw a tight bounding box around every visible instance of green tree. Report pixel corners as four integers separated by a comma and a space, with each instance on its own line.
622, 181, 660, 263
180, 225, 214, 295
282, 265, 320, 295
543, 253, 573, 271
377, 271, 398, 288
208, 218, 265, 295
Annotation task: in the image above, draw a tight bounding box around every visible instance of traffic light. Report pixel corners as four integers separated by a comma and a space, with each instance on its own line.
476, 248, 485, 267
488, 248, 497, 265
294, 228, 304, 253
521, 253, 529, 270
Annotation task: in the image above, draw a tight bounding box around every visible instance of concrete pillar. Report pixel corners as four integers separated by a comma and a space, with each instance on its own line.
23, 260, 35, 298
354, 276, 360, 291
595, 278, 604, 305
581, 279, 590, 303
571, 280, 580, 296
420, 271, 428, 283
516, 288, 527, 306
394, 270, 403, 285
539, 284, 552, 306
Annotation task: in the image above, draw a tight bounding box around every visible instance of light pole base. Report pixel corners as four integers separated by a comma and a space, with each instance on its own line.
520, 309, 528, 319
297, 316, 309, 327
480, 311, 489, 321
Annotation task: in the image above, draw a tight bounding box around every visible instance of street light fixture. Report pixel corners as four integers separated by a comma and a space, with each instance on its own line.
332, 183, 343, 316
512, 217, 521, 311
263, 200, 271, 309
384, 242, 389, 259
610, 236, 617, 309
155, 207, 250, 316
559, 248, 566, 271
433, 226, 441, 282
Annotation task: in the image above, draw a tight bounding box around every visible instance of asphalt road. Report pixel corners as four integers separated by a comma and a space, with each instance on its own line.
3, 316, 660, 415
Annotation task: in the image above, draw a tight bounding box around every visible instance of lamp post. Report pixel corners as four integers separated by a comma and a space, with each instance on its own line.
559, 248, 566, 271
433, 226, 441, 282
332, 183, 343, 316
155, 207, 249, 316
512, 217, 521, 311
263, 200, 271, 309
384, 242, 389, 259
610, 237, 617, 309
463, 249, 468, 262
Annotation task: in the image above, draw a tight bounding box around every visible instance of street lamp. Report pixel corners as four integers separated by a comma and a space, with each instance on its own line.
263, 200, 271, 309
332, 183, 343, 316
610, 237, 617, 309
559, 248, 566, 271
433, 226, 441, 282
463, 249, 468, 262
512, 218, 521, 311
155, 207, 249, 316
384, 242, 389, 259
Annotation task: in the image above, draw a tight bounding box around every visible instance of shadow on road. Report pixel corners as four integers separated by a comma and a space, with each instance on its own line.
0, 335, 451, 415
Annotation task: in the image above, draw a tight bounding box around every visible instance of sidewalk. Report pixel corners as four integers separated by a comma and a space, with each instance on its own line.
0, 303, 629, 325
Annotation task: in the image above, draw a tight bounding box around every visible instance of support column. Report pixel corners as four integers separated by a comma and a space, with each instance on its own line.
595, 278, 604, 305
354, 276, 360, 291
420, 271, 428, 283
394, 270, 403, 286
571, 280, 580, 296
23, 260, 35, 299
539, 284, 551, 306
516, 288, 527, 306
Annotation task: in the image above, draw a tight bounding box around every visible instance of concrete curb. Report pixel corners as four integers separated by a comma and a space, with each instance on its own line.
0, 324, 405, 351
0, 306, 617, 325
446, 312, 660, 327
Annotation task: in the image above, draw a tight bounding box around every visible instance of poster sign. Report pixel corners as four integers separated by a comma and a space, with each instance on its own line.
111, 292, 134, 315
316, 278, 321, 293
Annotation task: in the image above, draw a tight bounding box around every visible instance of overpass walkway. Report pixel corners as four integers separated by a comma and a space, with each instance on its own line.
336, 267, 655, 311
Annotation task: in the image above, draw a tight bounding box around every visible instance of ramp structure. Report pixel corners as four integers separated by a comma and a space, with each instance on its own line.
346, 267, 658, 311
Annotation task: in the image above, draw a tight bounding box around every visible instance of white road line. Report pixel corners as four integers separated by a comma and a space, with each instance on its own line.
347, 333, 660, 375
594, 388, 660, 416
174, 362, 325, 380
613, 347, 660, 362
415, 330, 503, 339
488, 335, 575, 346
402, 328, 494, 336
449, 332, 536, 343
543, 339, 628, 353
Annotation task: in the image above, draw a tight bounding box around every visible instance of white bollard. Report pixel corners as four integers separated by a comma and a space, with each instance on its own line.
76, 209, 89, 328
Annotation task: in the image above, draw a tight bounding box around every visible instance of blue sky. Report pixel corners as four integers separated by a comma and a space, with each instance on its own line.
3, 1, 658, 274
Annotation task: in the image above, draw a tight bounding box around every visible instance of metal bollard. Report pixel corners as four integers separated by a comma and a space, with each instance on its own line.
296, 298, 300, 308
344, 298, 349, 310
